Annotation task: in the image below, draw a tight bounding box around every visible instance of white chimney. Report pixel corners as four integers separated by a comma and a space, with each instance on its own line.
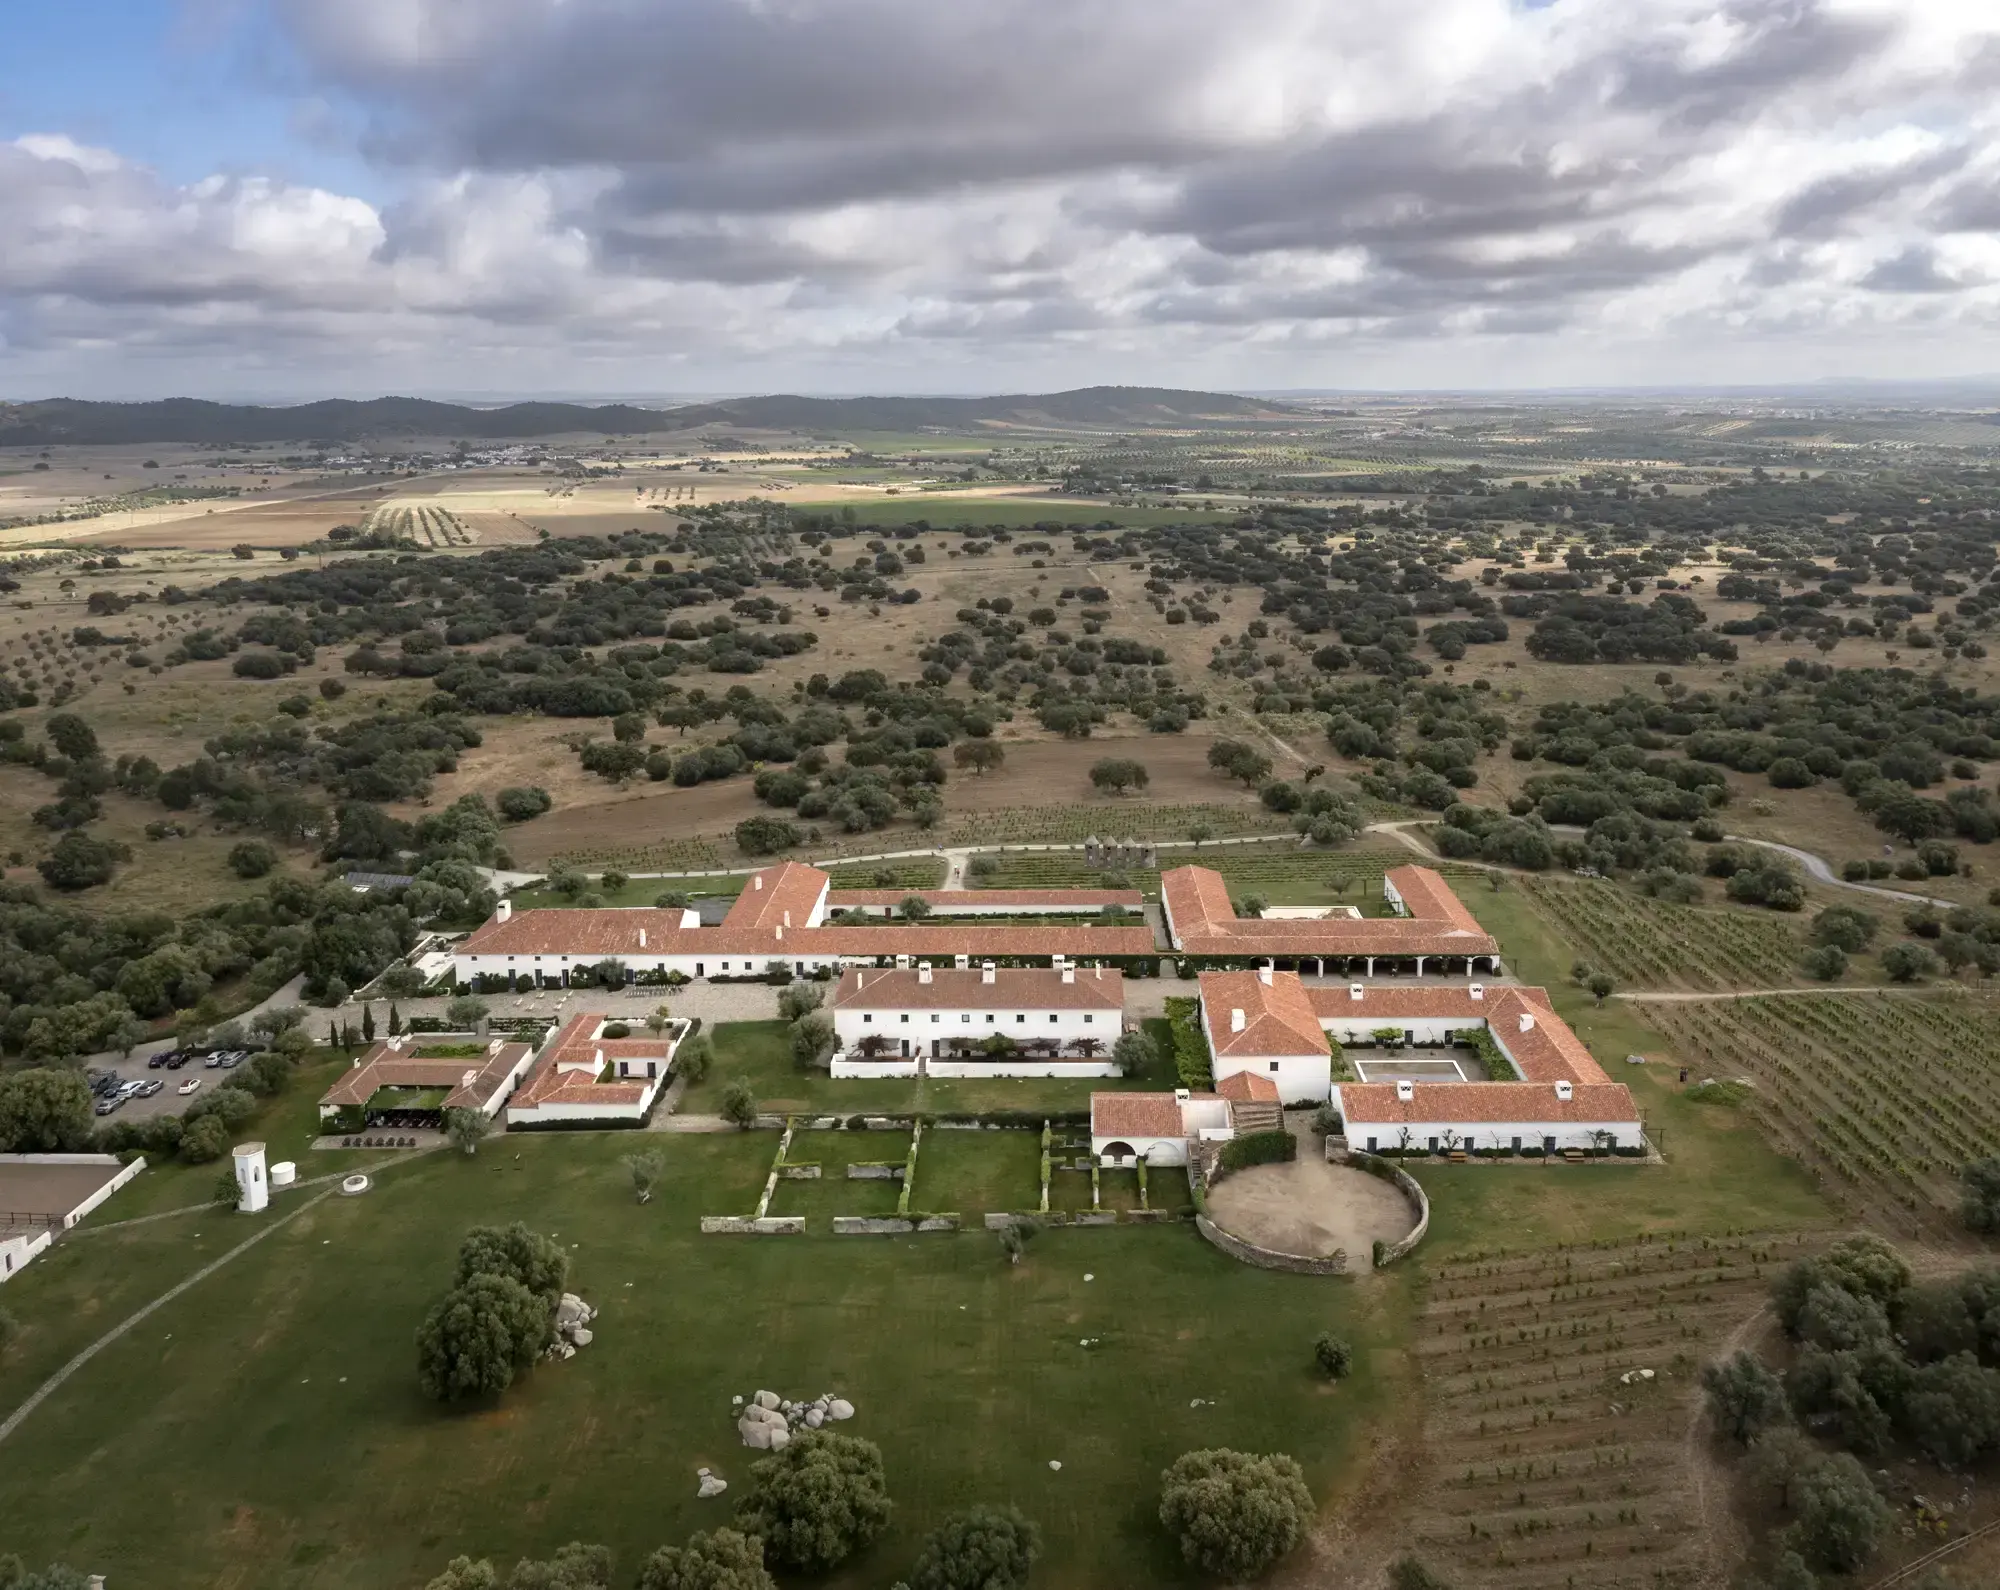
1396, 1080, 1414, 1102
1469, 983, 1484, 1000
496, 899, 513, 922
775, 924, 784, 941
1230, 1008, 1246, 1033
638, 928, 646, 948
1518, 1012, 1535, 1033
754, 875, 764, 891
918, 963, 932, 984
784, 910, 792, 927
1555, 1080, 1573, 1102
1062, 967, 1075, 984
1349, 982, 1364, 1001
955, 953, 970, 969
1174, 1087, 1190, 1103
982, 961, 996, 985
1257, 964, 1273, 985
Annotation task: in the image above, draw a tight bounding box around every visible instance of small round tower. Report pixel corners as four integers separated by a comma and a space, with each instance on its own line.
233, 1141, 269, 1214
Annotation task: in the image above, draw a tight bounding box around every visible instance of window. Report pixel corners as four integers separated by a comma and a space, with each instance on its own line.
899, 1014, 910, 1024
1083, 1014, 1093, 1025
1268, 1061, 1279, 1072
1015, 1013, 1025, 1023
930, 1014, 939, 1024
862, 1015, 873, 1024
1049, 1014, 1058, 1025
961, 1014, 970, 1023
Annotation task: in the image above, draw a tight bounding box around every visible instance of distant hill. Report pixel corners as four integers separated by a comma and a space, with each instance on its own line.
0, 386, 1296, 448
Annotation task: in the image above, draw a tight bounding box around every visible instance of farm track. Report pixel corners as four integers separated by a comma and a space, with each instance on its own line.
1404, 1231, 1819, 1590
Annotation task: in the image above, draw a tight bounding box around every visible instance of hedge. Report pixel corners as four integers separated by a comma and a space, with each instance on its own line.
1219, 1129, 1297, 1172
1163, 996, 1213, 1089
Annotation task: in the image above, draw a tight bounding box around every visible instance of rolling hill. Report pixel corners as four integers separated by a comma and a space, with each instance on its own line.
0, 387, 1298, 447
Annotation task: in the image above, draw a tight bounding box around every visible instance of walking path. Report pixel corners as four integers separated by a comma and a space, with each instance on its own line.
0, 1187, 336, 1449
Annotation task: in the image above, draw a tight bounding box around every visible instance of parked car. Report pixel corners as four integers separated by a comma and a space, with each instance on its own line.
135, 1078, 165, 1098
165, 1052, 191, 1070
177, 1078, 201, 1096
204, 1052, 224, 1069
147, 1050, 172, 1069
217, 1053, 244, 1070
94, 1095, 124, 1116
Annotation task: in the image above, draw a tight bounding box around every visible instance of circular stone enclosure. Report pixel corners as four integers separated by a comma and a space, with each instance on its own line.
1205, 1155, 1417, 1270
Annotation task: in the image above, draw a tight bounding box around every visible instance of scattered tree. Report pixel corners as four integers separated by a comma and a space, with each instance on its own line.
1702, 1351, 1791, 1443
1586, 972, 1616, 1004
1089, 758, 1150, 795
721, 1081, 757, 1130
1962, 1156, 2000, 1235
635, 1529, 774, 1590
905, 1505, 1041, 1590
1314, 1333, 1354, 1379
735, 1430, 893, 1574
1157, 1449, 1312, 1581
446, 995, 491, 1030
416, 1271, 553, 1403
899, 894, 932, 921
445, 1108, 491, 1157
1790, 1450, 1892, 1573
624, 1150, 663, 1204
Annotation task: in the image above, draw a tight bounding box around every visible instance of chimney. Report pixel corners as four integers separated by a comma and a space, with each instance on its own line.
1396, 1079, 1414, 1102
1555, 1079, 1573, 1102
1230, 1008, 1246, 1033
1257, 964, 1273, 985
955, 953, 970, 969
1518, 1012, 1535, 1033
1349, 982, 1364, 1001
1174, 1087, 1190, 1103
1062, 966, 1075, 984
775, 924, 784, 941
783, 910, 791, 927
754, 875, 764, 891
982, 961, 996, 985
918, 963, 932, 984
638, 928, 646, 948
496, 899, 513, 923
1094, 965, 1103, 980
1469, 983, 1483, 1000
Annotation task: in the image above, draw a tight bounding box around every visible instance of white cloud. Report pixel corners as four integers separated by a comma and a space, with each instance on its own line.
5, 0, 2000, 394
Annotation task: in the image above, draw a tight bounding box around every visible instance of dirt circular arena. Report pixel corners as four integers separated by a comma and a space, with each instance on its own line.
1204, 1152, 1418, 1270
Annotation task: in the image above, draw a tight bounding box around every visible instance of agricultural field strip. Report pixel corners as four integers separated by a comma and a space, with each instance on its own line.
1521, 877, 1806, 991
977, 848, 1484, 892
1406, 1232, 1815, 1589
1645, 994, 2000, 1232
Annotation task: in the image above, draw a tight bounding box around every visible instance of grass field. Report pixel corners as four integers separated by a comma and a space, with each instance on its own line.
678, 1020, 1177, 1117
0, 1132, 1401, 1590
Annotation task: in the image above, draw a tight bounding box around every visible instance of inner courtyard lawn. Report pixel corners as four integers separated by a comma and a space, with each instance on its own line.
0, 1131, 1402, 1590
677, 1019, 1176, 1117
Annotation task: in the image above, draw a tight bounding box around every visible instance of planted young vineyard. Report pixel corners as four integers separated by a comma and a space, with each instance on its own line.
1647, 992, 2000, 1238
975, 846, 1483, 900
943, 802, 1276, 846
1409, 1231, 1815, 1590
1521, 877, 1806, 991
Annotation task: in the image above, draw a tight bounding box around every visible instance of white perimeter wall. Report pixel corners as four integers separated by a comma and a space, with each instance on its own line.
834, 1005, 1113, 1051
1320, 1014, 1474, 1045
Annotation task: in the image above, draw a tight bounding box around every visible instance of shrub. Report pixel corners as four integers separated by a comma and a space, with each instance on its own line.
1962, 1155, 2000, 1235
1157, 1449, 1312, 1581
228, 840, 278, 879
675, 1036, 712, 1084
1881, 942, 1941, 983
178, 1113, 231, 1164
1791, 1450, 1892, 1573
735, 815, 800, 857
1313, 1333, 1354, 1379
1219, 1130, 1296, 1173
1799, 945, 1847, 981
721, 1081, 757, 1129
37, 831, 128, 891
635, 1529, 774, 1590
601, 1022, 632, 1039
496, 786, 553, 822
905, 1505, 1041, 1590
735, 1430, 893, 1573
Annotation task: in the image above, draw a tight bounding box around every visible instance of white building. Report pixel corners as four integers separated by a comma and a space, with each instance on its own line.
504, 1011, 686, 1127
1089, 1088, 1236, 1167
1199, 967, 1336, 1105
829, 963, 1124, 1073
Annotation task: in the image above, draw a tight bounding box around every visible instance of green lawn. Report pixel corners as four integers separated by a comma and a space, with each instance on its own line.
678, 1021, 1176, 1118
766, 1131, 912, 1221
913, 1128, 1042, 1214
0, 1132, 1400, 1590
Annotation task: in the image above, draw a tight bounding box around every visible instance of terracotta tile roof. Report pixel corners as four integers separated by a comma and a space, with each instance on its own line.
459, 909, 1158, 961
510, 1012, 672, 1111
1484, 988, 1610, 1085
827, 889, 1144, 910
1200, 970, 1330, 1058
1339, 1081, 1640, 1127
722, 862, 829, 932
1091, 1091, 1189, 1139
1307, 986, 1499, 1021
1216, 1071, 1281, 1102
1159, 864, 1497, 958
320, 1036, 531, 1112
831, 966, 1125, 1009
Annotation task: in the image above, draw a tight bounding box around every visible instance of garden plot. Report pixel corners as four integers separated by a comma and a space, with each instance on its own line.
1405, 1230, 1817, 1590
1519, 877, 1807, 991
764, 1130, 912, 1221
914, 1127, 1041, 1215
1645, 991, 2000, 1239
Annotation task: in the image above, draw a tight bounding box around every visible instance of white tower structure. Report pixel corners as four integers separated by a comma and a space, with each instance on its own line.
233, 1141, 269, 1214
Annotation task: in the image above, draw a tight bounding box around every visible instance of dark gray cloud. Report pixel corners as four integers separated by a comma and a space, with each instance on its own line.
2, 0, 1999, 392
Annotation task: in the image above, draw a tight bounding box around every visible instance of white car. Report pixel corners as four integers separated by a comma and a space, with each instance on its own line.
177, 1077, 202, 1096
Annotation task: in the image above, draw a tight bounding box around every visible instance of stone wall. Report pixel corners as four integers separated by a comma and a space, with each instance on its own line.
700, 1216, 806, 1235
831, 1215, 961, 1235
1195, 1213, 1349, 1276
1329, 1145, 1430, 1265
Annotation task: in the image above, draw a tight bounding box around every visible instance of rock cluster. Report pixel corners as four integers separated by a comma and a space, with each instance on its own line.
736, 1388, 856, 1448
696, 1467, 728, 1499
546, 1293, 596, 1361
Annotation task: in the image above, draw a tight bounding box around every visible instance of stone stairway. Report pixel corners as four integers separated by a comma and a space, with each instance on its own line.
1228, 1100, 1283, 1135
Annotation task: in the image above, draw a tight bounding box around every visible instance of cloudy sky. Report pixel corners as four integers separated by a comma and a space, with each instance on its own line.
4, 0, 2000, 400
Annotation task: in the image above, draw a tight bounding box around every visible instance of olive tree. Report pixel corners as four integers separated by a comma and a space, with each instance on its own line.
734, 1430, 893, 1573
721, 1081, 757, 1130
1157, 1449, 1312, 1580
636, 1529, 773, 1590
445, 1108, 491, 1157
416, 1271, 552, 1402
1789, 1451, 1892, 1573
905, 1505, 1041, 1590
1962, 1155, 2000, 1235
1702, 1351, 1791, 1443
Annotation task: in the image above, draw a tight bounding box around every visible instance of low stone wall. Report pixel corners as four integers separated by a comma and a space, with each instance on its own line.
1196, 1213, 1349, 1276
1329, 1146, 1430, 1265
981, 1208, 1190, 1230
778, 1164, 822, 1180
846, 1163, 903, 1180
831, 1214, 961, 1235
700, 1216, 806, 1235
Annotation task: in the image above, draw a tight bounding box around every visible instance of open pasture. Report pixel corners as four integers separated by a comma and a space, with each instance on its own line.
0, 1130, 1397, 1590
